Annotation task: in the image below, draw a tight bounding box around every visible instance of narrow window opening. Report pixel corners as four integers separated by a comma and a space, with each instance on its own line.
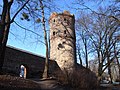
63, 41, 66, 44
58, 43, 64, 49
64, 18, 66, 21
58, 43, 62, 48
53, 19, 55, 22
64, 30, 66, 34
53, 31, 55, 36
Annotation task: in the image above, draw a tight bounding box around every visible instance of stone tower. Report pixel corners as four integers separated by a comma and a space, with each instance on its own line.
49, 11, 76, 71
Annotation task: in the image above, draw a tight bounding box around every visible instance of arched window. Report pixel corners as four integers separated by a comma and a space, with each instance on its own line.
20, 65, 27, 79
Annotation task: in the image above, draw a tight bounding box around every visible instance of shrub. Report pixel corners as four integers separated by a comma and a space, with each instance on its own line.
53, 65, 99, 89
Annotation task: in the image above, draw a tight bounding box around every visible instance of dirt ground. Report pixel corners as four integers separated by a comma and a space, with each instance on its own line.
0, 75, 120, 90
0, 75, 41, 90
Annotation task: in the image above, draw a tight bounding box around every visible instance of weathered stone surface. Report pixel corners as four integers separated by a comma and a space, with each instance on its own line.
49, 11, 76, 71
3, 46, 58, 78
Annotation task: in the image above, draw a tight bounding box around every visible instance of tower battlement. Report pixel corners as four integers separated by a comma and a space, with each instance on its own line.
49, 11, 74, 21
49, 11, 76, 71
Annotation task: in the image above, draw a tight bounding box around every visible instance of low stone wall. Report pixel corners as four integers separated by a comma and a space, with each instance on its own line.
3, 46, 59, 78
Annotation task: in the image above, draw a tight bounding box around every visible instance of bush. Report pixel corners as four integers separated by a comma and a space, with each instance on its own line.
53, 65, 99, 89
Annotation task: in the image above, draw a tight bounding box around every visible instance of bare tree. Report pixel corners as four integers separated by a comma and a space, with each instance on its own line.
39, 0, 49, 78
0, 0, 30, 73
76, 6, 120, 82
0, 0, 58, 76
113, 36, 120, 81
76, 44, 83, 65
92, 9, 119, 82
74, 0, 120, 24
76, 12, 93, 68
16, 0, 57, 78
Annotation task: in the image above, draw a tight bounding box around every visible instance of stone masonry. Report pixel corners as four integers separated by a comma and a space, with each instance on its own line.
49, 11, 76, 71
3, 11, 76, 78
3, 46, 58, 78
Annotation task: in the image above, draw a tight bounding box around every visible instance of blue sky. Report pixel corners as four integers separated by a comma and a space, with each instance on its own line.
5, 0, 111, 57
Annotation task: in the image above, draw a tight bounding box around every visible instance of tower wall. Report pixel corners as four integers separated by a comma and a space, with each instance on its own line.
49, 11, 76, 71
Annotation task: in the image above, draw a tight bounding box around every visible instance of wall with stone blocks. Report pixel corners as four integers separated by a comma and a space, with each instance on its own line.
3, 46, 59, 78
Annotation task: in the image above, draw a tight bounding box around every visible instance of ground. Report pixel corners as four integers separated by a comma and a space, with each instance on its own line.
0, 75, 120, 90
0, 75, 40, 90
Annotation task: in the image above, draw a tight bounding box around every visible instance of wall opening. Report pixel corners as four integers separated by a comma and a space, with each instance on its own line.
63, 41, 66, 44
53, 19, 55, 22
20, 64, 27, 79
64, 30, 66, 34
53, 31, 55, 36
64, 18, 66, 21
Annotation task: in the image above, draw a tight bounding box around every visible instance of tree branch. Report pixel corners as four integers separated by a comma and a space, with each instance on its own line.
14, 21, 43, 38
11, 0, 30, 23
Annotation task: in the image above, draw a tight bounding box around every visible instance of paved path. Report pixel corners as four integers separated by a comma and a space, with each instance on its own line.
32, 78, 120, 90
100, 84, 120, 90
35, 79, 64, 90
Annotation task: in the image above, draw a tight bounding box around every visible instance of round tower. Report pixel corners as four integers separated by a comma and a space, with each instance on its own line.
49, 11, 76, 71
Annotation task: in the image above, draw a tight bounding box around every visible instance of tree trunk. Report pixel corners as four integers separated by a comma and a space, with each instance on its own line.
0, 0, 28, 74
1, 1, 11, 71
0, 17, 10, 74
0, 0, 8, 73
98, 63, 103, 81
116, 56, 120, 81
77, 48, 82, 65
108, 64, 112, 83
85, 40, 88, 68
114, 44, 120, 81
40, 1, 49, 78
42, 38, 49, 78
107, 56, 112, 83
